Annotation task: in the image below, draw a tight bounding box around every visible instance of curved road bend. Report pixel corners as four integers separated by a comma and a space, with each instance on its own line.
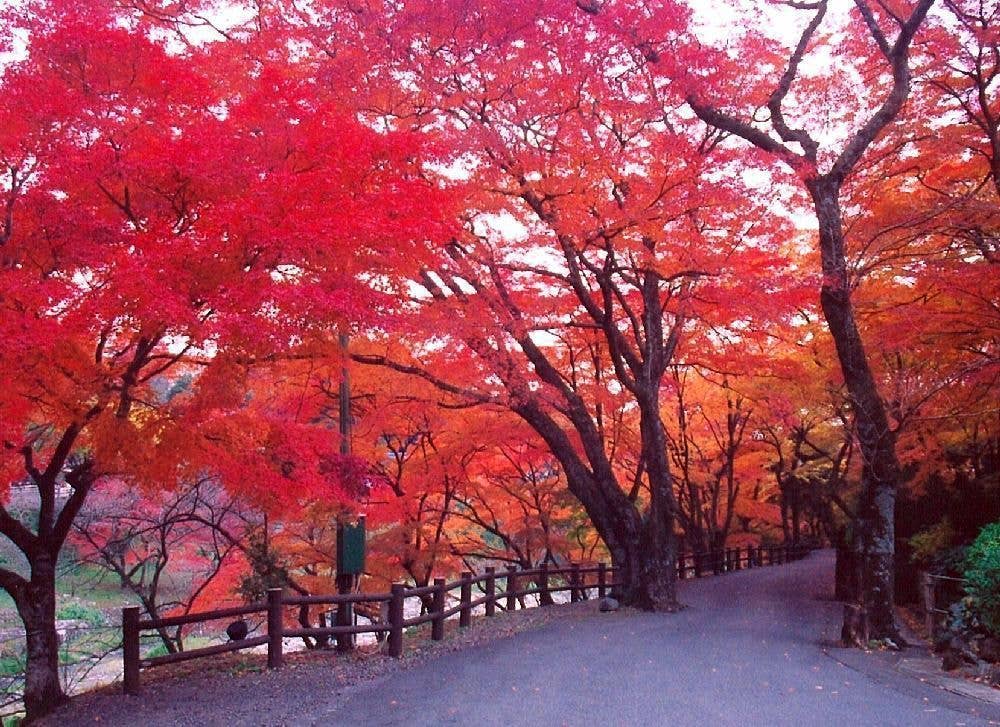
329, 550, 999, 727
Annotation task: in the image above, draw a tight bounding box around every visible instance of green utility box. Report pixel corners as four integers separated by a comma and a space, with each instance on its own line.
337, 516, 366, 575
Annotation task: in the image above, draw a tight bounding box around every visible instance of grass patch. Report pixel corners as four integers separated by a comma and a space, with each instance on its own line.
145, 635, 215, 660
56, 602, 105, 626
0, 655, 25, 678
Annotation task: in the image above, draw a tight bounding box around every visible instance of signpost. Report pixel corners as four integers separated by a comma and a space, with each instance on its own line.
337, 517, 366, 575
335, 516, 365, 651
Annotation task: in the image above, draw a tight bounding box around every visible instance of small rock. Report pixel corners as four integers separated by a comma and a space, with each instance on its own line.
599, 597, 619, 612
941, 635, 979, 671
942, 650, 962, 671
227, 620, 249, 641
882, 638, 901, 652
985, 663, 1000, 688
976, 636, 1000, 664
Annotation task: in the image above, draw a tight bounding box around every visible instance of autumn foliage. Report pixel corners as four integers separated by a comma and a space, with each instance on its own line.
1, 0, 998, 719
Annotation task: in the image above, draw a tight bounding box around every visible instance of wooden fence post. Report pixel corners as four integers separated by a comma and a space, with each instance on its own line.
267, 587, 284, 669
540, 563, 550, 605
432, 578, 446, 641
506, 566, 517, 611
485, 567, 497, 616
123, 606, 141, 695
920, 572, 936, 641
336, 572, 354, 653
569, 563, 581, 603
389, 583, 405, 657
460, 572, 473, 627
597, 562, 607, 597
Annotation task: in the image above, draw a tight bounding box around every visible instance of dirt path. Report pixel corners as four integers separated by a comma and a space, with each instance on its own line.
48, 551, 1000, 726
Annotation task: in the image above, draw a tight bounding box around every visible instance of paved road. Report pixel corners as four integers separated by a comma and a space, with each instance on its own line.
52, 550, 1000, 726
328, 550, 999, 726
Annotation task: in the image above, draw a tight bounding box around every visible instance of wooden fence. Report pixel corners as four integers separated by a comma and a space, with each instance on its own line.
122, 543, 812, 694
919, 571, 967, 641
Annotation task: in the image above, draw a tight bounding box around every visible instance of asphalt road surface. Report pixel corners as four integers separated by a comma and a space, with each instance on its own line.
327, 549, 999, 726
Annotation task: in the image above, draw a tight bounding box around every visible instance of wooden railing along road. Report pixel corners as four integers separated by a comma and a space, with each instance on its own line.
122, 543, 813, 694
919, 571, 967, 641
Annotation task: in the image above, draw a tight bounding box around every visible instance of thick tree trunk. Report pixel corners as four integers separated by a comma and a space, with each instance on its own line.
18, 555, 67, 720
811, 179, 901, 642
630, 393, 680, 610
572, 489, 678, 610
515, 399, 680, 612
600, 518, 679, 611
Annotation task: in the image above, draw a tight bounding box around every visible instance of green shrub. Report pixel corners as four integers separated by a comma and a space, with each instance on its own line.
911, 519, 956, 566
145, 643, 170, 660
963, 521, 1000, 636
56, 601, 105, 626
0, 654, 25, 678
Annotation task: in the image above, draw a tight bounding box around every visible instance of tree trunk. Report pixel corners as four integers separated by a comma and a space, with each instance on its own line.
630, 392, 680, 610
18, 555, 67, 720
534, 573, 556, 606
791, 493, 802, 546
810, 178, 901, 642
515, 400, 680, 611
834, 538, 858, 602
602, 521, 679, 611
780, 493, 791, 544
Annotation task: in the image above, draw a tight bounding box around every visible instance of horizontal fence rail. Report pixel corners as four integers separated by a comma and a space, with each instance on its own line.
122, 543, 813, 694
